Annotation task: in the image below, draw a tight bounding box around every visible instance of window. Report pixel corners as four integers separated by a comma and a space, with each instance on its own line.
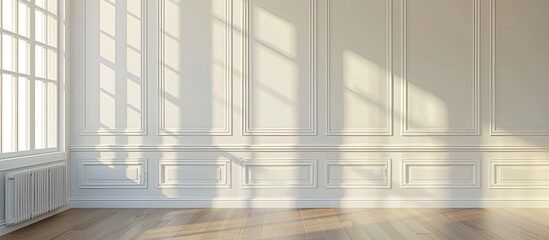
1, 0, 60, 158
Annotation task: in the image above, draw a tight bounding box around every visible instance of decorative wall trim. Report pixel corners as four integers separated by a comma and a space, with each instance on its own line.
402, 159, 480, 188
241, 158, 317, 188
157, 159, 231, 188
324, 159, 391, 188
69, 198, 549, 208
326, 0, 393, 136
401, 0, 480, 136
491, 159, 549, 189
79, 0, 148, 136
69, 145, 549, 152
158, 0, 233, 136
242, 0, 317, 136
78, 158, 147, 189
489, 0, 549, 136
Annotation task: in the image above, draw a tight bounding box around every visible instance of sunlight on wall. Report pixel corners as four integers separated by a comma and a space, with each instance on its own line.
163, 0, 182, 127
161, 0, 228, 132
88, 0, 143, 131
253, 7, 297, 59
99, 0, 117, 129
99, 64, 116, 128
407, 84, 448, 129
340, 50, 386, 128
126, 1, 142, 127
251, 5, 299, 129
211, 0, 228, 126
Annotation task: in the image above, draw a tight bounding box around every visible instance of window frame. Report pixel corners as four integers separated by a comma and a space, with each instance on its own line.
0, 0, 65, 160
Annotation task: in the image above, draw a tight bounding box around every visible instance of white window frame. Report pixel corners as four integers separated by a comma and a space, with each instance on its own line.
0, 0, 65, 161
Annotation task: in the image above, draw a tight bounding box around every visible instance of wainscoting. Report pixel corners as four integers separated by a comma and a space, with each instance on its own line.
70, 0, 549, 208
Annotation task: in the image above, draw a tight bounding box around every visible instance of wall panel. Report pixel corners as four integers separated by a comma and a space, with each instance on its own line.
158, 159, 230, 188
241, 159, 317, 188
78, 159, 147, 188
159, 0, 232, 135
402, 0, 479, 135
402, 159, 480, 188
324, 159, 391, 188
81, 0, 147, 135
243, 0, 316, 135
491, 160, 549, 188
326, 0, 392, 135
491, 0, 549, 135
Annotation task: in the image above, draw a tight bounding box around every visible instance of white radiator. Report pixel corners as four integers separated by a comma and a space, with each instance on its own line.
5, 163, 67, 226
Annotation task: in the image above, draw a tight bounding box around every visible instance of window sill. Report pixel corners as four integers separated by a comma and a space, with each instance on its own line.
0, 151, 68, 171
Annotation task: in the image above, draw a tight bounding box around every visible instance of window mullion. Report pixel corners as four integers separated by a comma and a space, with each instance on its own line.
43, 0, 48, 148
56, 0, 62, 150
12, 0, 19, 152
29, 0, 36, 151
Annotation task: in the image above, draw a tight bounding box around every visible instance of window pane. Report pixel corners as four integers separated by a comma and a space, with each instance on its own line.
18, 2, 30, 38
2, 74, 16, 153
47, 49, 57, 80
2, 0, 16, 33
47, 15, 57, 47
18, 39, 30, 75
35, 45, 46, 78
47, 0, 57, 15
35, 0, 46, 9
18, 77, 30, 151
47, 82, 57, 148
35, 10, 46, 44
2, 33, 16, 72
35, 80, 46, 149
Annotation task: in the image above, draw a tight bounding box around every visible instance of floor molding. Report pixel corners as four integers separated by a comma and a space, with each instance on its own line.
70, 198, 549, 208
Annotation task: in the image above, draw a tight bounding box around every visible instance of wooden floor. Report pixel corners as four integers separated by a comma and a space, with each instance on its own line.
2, 208, 549, 240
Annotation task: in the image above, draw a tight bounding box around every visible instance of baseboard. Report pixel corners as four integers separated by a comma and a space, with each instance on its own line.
70, 198, 549, 208
0, 205, 71, 236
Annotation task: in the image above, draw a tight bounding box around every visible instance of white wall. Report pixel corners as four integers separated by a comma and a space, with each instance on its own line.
70, 0, 549, 208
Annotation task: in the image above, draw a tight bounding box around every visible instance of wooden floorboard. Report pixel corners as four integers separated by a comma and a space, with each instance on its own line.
1, 208, 548, 240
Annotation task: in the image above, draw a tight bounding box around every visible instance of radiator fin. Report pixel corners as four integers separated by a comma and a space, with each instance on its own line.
5, 163, 67, 226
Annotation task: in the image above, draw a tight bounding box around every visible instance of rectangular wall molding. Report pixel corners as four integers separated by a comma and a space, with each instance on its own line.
324, 159, 391, 188
402, 159, 480, 188
80, 0, 148, 136
326, 0, 393, 136
241, 159, 317, 188
401, 0, 480, 136
491, 160, 549, 188
242, 0, 317, 135
489, 0, 549, 136
158, 159, 231, 188
158, 0, 232, 136
79, 158, 147, 189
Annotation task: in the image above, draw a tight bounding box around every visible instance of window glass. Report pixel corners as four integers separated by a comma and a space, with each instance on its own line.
0, 0, 60, 157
